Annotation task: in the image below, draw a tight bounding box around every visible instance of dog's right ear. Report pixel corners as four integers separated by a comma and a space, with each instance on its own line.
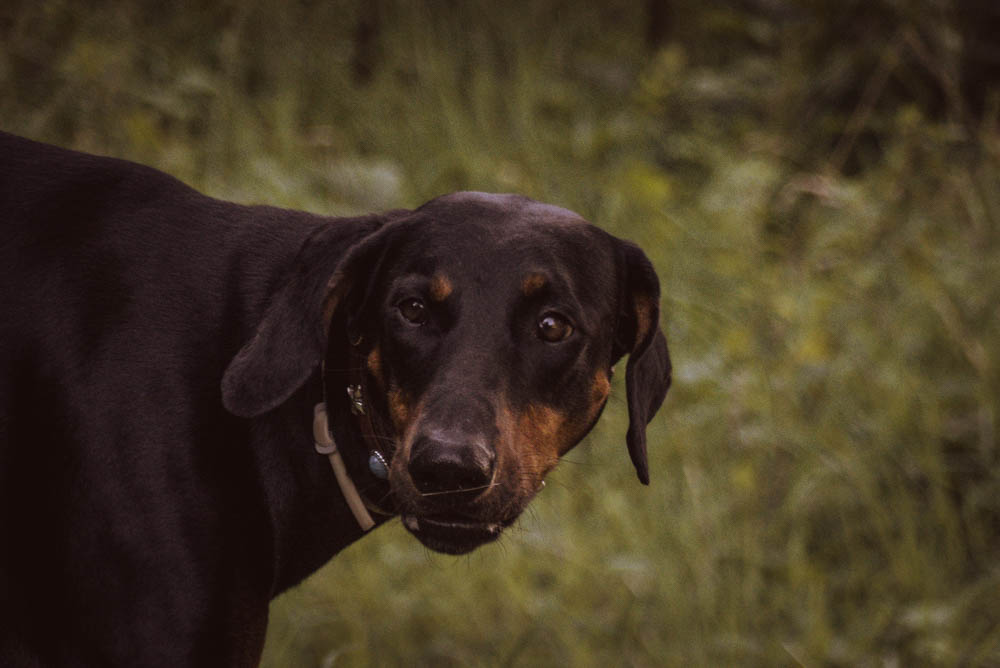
221, 211, 407, 418
612, 240, 672, 485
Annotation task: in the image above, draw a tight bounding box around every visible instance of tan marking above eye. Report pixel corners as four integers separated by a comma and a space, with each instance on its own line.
521, 272, 547, 296
429, 273, 453, 301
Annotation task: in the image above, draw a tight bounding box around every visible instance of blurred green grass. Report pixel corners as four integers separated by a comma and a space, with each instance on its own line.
3, 1, 999, 665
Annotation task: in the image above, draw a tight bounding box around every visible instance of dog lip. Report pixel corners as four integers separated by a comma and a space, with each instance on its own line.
402, 513, 502, 534
401, 513, 507, 554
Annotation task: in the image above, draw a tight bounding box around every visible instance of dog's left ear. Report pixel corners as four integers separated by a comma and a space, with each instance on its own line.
221, 211, 405, 418
613, 240, 672, 485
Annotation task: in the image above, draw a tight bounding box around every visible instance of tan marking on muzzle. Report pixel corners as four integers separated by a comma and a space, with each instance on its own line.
493, 401, 567, 505
366, 347, 384, 388
523, 404, 570, 460
387, 395, 429, 506
498, 372, 612, 491
589, 371, 611, 417
493, 401, 548, 501
387, 387, 415, 436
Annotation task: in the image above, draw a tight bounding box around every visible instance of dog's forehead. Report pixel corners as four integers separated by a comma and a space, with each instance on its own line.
403, 192, 612, 277
417, 191, 585, 226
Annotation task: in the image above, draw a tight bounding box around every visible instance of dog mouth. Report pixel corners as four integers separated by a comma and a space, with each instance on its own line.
401, 513, 513, 555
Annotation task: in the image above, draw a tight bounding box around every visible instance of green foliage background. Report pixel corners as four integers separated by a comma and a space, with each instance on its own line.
3, 1, 999, 665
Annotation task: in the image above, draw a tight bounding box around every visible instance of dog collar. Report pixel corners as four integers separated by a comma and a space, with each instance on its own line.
344, 378, 391, 482
313, 402, 376, 531
313, 337, 394, 532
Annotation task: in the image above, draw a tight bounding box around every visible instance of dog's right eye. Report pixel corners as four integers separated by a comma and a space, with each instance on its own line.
398, 298, 428, 325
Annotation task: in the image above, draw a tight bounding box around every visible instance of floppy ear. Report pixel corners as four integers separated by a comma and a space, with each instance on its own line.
614, 241, 672, 485
221, 212, 404, 418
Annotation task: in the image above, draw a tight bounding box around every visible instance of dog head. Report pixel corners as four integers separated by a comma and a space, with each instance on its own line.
223, 192, 671, 554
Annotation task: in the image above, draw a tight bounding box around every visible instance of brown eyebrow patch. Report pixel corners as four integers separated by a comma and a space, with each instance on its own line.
429, 273, 453, 301
521, 272, 547, 296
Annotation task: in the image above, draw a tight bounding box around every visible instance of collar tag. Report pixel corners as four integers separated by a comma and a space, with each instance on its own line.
346, 384, 366, 415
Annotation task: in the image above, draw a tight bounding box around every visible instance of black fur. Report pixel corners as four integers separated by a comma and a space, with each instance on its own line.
0, 132, 671, 666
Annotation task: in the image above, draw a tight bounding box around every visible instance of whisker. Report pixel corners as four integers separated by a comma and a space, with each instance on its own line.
416, 481, 500, 498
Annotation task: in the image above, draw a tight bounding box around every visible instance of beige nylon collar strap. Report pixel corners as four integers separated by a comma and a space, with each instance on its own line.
312, 403, 376, 531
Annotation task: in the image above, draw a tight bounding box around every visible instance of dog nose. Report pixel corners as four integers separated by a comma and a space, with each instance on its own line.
408, 432, 496, 497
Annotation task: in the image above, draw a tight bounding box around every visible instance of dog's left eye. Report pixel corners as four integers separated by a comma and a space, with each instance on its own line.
398, 298, 428, 325
537, 312, 574, 342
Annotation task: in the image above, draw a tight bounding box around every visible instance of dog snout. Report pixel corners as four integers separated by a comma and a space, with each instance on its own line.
408, 430, 496, 498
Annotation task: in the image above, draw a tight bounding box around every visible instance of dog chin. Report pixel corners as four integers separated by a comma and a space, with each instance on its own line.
401, 514, 506, 555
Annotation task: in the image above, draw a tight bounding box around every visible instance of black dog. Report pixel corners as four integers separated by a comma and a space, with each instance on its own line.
0, 132, 671, 666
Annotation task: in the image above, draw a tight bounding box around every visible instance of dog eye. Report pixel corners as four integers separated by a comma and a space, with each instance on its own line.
537, 312, 573, 342
398, 298, 428, 325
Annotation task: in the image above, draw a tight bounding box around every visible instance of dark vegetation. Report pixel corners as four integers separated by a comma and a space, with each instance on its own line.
2, 0, 999, 664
